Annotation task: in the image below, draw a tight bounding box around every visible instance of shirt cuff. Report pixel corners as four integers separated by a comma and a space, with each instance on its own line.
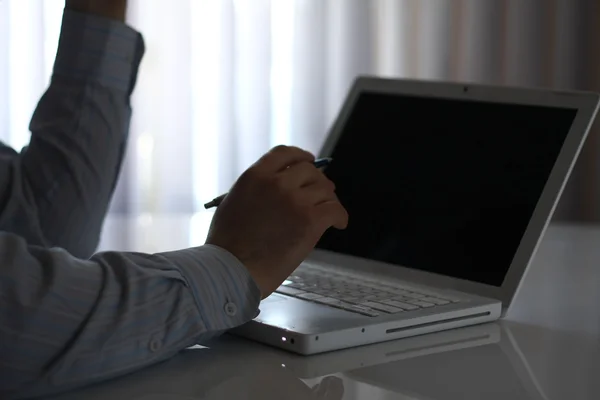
53, 9, 145, 94
159, 245, 262, 332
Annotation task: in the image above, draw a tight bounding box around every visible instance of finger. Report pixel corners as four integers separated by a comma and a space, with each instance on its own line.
256, 145, 315, 173
313, 199, 349, 231
279, 161, 328, 188
298, 179, 337, 205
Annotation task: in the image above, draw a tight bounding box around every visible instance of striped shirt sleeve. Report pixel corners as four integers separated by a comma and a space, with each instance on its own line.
0, 9, 262, 400
52, 9, 144, 94
0, 233, 261, 399
0, 9, 144, 259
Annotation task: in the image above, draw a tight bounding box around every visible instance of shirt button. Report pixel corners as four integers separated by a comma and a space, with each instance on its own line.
149, 338, 162, 352
224, 302, 238, 317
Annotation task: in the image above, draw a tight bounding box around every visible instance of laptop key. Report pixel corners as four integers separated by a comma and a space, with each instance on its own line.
380, 299, 419, 310
439, 294, 462, 303
333, 289, 352, 295
313, 297, 343, 306
386, 288, 410, 296
339, 297, 361, 303
361, 302, 404, 314
276, 286, 306, 296
297, 293, 323, 300
402, 292, 427, 299
286, 283, 306, 289
421, 297, 450, 305
360, 288, 379, 294
347, 291, 364, 296
338, 303, 380, 317
361, 294, 380, 301
405, 299, 435, 308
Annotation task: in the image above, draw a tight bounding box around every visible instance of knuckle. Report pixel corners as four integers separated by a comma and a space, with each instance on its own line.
291, 145, 312, 156
322, 178, 336, 192
272, 145, 313, 159
273, 173, 290, 190
241, 166, 264, 182
274, 176, 300, 203
240, 167, 274, 192
314, 174, 335, 191
298, 162, 316, 176
270, 145, 290, 155
287, 191, 311, 213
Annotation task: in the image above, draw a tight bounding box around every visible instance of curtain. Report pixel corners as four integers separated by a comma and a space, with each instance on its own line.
1, 0, 599, 221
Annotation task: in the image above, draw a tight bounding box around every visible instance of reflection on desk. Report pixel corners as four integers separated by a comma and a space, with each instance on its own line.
39, 216, 600, 399
48, 322, 600, 400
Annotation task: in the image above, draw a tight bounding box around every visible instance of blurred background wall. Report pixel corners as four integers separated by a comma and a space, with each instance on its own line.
1, 0, 599, 220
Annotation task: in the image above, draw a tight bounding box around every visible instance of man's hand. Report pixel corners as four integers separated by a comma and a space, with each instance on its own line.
206, 145, 349, 299
65, 0, 127, 21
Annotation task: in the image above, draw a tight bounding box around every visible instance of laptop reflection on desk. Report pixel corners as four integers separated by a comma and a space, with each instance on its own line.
269, 323, 548, 400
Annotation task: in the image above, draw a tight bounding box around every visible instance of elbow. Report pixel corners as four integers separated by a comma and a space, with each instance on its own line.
0, 159, 101, 258
21, 157, 105, 258
67, 233, 100, 259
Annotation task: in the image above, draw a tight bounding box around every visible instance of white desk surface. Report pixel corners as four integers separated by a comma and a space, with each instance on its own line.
47, 216, 600, 399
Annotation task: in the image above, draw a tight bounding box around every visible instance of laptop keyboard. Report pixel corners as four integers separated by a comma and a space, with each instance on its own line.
275, 267, 460, 317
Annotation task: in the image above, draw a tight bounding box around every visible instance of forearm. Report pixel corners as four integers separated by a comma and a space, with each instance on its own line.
0, 238, 260, 399
0, 9, 144, 258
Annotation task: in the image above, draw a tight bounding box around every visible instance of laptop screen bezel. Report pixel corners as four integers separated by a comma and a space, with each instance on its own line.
309, 76, 599, 309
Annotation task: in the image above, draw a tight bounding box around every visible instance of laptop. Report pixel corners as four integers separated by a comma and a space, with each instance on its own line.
232, 76, 600, 355
257, 322, 549, 400
267, 322, 501, 379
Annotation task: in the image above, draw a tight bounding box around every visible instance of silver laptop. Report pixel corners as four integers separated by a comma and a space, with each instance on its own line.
269, 322, 501, 379
259, 322, 548, 400
232, 76, 600, 355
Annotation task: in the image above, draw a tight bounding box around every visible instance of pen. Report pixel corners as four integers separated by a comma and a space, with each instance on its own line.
204, 157, 333, 209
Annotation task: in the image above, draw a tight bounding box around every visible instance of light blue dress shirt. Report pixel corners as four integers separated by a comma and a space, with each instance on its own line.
0, 9, 261, 399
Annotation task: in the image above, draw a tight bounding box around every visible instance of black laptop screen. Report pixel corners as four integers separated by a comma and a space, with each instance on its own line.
316, 91, 578, 287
